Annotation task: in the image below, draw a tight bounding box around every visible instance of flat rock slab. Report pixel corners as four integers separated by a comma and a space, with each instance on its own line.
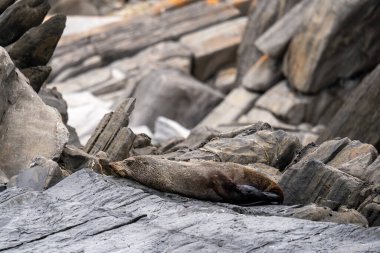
1, 169, 379, 252
180, 17, 247, 81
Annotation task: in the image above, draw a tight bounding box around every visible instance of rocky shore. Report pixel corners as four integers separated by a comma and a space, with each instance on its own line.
0, 0, 379, 252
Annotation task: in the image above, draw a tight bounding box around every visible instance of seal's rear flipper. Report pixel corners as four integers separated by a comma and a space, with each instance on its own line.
236, 184, 283, 205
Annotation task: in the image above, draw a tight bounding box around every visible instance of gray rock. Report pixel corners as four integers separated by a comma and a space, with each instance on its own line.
39, 87, 68, 124
58, 145, 103, 174
198, 87, 259, 128
0, 48, 68, 180
212, 66, 237, 94
8, 157, 65, 191
236, 0, 301, 86
179, 17, 247, 81
130, 68, 223, 129
0, 169, 379, 252
242, 56, 282, 92
286, 204, 368, 227
255, 81, 311, 124
327, 140, 378, 181
84, 99, 136, 162
364, 156, 380, 185
283, 0, 380, 93
358, 193, 380, 227
173, 128, 301, 171
280, 160, 366, 210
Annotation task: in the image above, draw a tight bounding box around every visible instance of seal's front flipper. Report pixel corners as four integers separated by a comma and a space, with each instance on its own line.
236, 184, 282, 205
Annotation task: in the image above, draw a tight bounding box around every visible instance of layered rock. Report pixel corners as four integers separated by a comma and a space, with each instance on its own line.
1, 169, 379, 252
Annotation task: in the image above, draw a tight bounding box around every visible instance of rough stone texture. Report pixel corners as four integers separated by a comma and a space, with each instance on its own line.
130, 68, 224, 129
198, 87, 259, 128
8, 157, 65, 191
242, 55, 282, 92
0, 0, 50, 47
280, 137, 380, 226
283, 0, 380, 93
254, 0, 313, 59
327, 141, 378, 181
58, 145, 103, 174
7, 14, 66, 69
284, 204, 368, 227
255, 81, 311, 124
364, 156, 380, 185
1, 169, 379, 252
21, 66, 51, 92
280, 160, 367, 210
318, 62, 380, 148
0, 48, 68, 180
236, 0, 301, 85
180, 17, 247, 81
173, 129, 301, 172
84, 99, 136, 162
50, 1, 241, 80
358, 193, 380, 227
239, 108, 297, 131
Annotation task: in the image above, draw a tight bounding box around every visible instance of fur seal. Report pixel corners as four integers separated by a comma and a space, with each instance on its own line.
110, 156, 283, 205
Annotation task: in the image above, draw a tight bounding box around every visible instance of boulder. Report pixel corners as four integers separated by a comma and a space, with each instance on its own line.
254, 0, 313, 59
326, 141, 378, 181
173, 128, 301, 171
0, 0, 50, 47
130, 68, 224, 129
58, 145, 103, 174
242, 55, 282, 92
280, 160, 366, 210
179, 17, 247, 81
7, 14, 66, 69
286, 204, 368, 227
255, 81, 312, 124
0, 48, 68, 180
364, 156, 380, 185
198, 87, 259, 128
7, 157, 66, 191
283, 0, 380, 93
318, 63, 380, 147
236, 0, 301, 85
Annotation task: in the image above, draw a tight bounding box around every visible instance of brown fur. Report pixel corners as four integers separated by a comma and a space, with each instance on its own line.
110, 155, 283, 205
